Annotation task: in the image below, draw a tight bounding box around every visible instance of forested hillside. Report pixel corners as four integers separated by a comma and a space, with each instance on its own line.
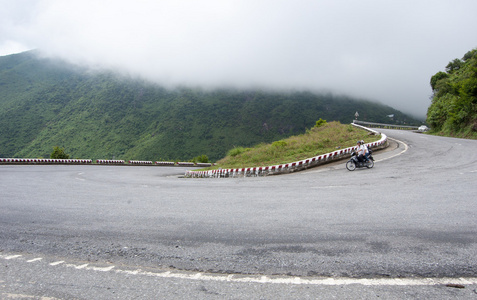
427, 48, 477, 138
1, 51, 419, 161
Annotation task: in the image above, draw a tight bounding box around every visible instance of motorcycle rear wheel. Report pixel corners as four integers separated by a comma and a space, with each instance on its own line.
346, 160, 356, 171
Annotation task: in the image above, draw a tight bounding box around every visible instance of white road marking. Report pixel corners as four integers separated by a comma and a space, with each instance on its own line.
260, 276, 271, 283
71, 263, 88, 269
2, 253, 477, 286
374, 137, 409, 163
110, 268, 477, 286
27, 258, 43, 263
0, 292, 60, 300
4, 255, 22, 260
87, 265, 115, 272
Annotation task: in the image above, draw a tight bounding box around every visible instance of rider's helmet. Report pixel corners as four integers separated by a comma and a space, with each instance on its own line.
360, 140, 365, 144
357, 141, 361, 145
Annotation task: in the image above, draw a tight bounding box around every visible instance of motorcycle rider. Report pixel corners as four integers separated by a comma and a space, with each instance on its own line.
347, 140, 374, 171
361, 140, 370, 161
356, 140, 367, 163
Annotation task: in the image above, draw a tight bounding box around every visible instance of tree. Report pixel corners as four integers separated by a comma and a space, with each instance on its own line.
462, 49, 477, 62
192, 154, 209, 163
426, 47, 477, 137
50, 146, 70, 159
314, 118, 327, 128
430, 71, 449, 91
445, 58, 463, 73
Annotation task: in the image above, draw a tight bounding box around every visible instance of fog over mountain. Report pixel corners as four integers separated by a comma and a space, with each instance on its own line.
1, 0, 477, 119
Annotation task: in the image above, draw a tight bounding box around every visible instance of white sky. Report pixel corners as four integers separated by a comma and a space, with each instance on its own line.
1, 0, 477, 119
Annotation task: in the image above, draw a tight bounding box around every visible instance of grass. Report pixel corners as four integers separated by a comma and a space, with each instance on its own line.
206, 121, 381, 169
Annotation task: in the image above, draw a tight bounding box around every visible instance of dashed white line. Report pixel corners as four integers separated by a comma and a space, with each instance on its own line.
87, 265, 115, 272
72, 263, 88, 269
27, 258, 43, 263
2, 253, 477, 286
4, 255, 22, 260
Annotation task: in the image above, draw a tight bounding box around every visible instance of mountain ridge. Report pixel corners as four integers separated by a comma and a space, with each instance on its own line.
0, 51, 421, 161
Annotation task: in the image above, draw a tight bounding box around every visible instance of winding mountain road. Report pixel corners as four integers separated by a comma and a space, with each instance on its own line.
1, 129, 476, 299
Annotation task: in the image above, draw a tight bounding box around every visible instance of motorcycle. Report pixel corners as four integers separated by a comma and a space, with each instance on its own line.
346, 149, 374, 171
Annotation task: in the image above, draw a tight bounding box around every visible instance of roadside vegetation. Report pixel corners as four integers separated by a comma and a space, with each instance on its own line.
207, 121, 381, 169
50, 146, 70, 159
427, 48, 477, 139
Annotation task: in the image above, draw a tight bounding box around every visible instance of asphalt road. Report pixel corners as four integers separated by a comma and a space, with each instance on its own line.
1, 129, 477, 299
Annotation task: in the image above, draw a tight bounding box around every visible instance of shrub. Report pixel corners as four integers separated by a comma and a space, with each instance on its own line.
192, 154, 209, 163
50, 146, 70, 159
227, 147, 250, 157
272, 140, 287, 148
315, 118, 327, 128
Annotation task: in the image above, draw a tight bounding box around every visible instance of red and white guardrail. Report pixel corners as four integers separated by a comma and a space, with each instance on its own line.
96, 159, 125, 164
0, 158, 93, 164
128, 160, 153, 165
0, 158, 208, 167
155, 161, 175, 166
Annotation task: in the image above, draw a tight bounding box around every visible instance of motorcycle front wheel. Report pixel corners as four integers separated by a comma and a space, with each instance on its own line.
366, 159, 374, 168
346, 160, 356, 171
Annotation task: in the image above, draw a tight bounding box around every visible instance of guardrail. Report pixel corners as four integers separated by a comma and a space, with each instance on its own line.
129, 160, 153, 165
0, 158, 93, 164
155, 161, 175, 166
177, 162, 195, 166
96, 159, 125, 164
184, 124, 388, 178
353, 120, 419, 130
0, 158, 208, 167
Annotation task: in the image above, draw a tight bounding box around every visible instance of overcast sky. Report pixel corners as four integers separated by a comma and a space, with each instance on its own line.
1, 0, 477, 119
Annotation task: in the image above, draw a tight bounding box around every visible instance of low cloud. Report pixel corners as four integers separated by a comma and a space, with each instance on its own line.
2, 0, 477, 118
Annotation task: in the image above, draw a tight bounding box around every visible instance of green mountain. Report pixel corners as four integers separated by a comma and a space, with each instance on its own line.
0, 50, 420, 162
427, 48, 477, 138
